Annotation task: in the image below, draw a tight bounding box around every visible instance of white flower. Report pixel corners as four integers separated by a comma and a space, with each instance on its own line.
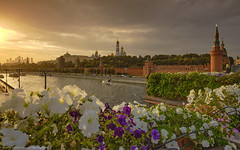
171, 133, 176, 140
119, 146, 124, 150
183, 114, 188, 119
46, 142, 52, 150
0, 89, 38, 118
47, 91, 73, 116
160, 105, 166, 112
187, 90, 195, 103
78, 110, 100, 137
151, 120, 157, 128
202, 140, 210, 148
151, 137, 159, 144
189, 133, 196, 139
214, 86, 226, 100
190, 125, 196, 132
27, 146, 46, 150
209, 120, 219, 127
63, 85, 87, 98
166, 141, 180, 150
113, 102, 126, 112
79, 96, 105, 114
61, 143, 65, 150
13, 146, 46, 150
51, 124, 58, 135
237, 107, 240, 115
228, 142, 237, 150
179, 127, 187, 134
176, 108, 183, 114
132, 118, 148, 132
0, 128, 29, 147
224, 145, 232, 150
159, 114, 166, 121
208, 130, 213, 137
200, 127, 205, 133
203, 122, 209, 129
161, 129, 169, 137
198, 89, 203, 96
129, 104, 146, 119
82, 148, 95, 150
152, 107, 160, 116
225, 107, 236, 115
196, 112, 201, 119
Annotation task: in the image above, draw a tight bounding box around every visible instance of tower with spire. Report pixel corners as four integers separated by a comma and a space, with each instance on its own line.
116, 39, 120, 56
210, 24, 223, 72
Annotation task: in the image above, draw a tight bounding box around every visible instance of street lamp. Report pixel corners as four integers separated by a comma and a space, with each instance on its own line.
16, 68, 22, 88
41, 70, 48, 89
3, 69, 9, 92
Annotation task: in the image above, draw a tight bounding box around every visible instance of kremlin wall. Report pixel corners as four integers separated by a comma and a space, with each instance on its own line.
103, 25, 230, 76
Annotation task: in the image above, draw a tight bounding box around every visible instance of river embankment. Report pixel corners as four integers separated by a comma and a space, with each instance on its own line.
29, 72, 147, 85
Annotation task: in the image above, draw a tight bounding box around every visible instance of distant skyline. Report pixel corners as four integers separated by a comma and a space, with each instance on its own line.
0, 0, 240, 63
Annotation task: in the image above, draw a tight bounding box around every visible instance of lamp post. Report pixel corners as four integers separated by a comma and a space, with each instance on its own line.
16, 69, 22, 88
3, 69, 9, 92
41, 70, 48, 89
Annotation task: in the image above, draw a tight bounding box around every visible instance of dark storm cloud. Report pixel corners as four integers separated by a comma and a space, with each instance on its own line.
0, 0, 239, 61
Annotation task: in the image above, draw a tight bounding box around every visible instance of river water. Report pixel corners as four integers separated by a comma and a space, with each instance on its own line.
1, 74, 147, 106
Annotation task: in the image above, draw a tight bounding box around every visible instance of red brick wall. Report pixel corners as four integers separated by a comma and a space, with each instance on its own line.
115, 68, 143, 76
143, 63, 210, 77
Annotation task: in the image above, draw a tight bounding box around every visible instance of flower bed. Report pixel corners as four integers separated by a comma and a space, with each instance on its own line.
0, 85, 238, 149
147, 72, 240, 100
186, 84, 240, 139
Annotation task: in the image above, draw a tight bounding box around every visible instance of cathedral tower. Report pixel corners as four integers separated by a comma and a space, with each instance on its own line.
210, 25, 223, 72
116, 40, 120, 56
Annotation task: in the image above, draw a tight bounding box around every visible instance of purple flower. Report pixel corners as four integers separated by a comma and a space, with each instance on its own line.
151, 129, 160, 140
107, 115, 112, 120
117, 115, 127, 126
105, 103, 110, 108
233, 128, 239, 134
114, 127, 124, 138
123, 106, 131, 115
69, 110, 80, 124
97, 135, 104, 143
149, 121, 154, 127
139, 145, 147, 150
130, 145, 137, 150
99, 143, 106, 150
108, 123, 116, 130
69, 110, 80, 118
133, 129, 142, 138
67, 124, 73, 134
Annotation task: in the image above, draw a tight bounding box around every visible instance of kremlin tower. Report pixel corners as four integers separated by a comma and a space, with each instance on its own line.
210, 25, 223, 72
116, 40, 120, 56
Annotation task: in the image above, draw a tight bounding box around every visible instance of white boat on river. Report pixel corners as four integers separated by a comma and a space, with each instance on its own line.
102, 79, 112, 86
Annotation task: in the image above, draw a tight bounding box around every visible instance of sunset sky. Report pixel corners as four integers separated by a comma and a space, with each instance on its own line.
0, 0, 240, 63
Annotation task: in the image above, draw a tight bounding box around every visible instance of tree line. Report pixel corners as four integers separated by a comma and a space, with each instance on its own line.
1, 53, 234, 73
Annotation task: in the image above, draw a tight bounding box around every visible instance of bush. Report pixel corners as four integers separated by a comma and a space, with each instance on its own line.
146, 72, 240, 99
